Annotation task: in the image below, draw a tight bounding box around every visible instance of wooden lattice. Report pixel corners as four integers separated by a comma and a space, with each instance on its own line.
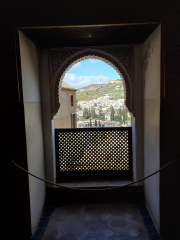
55, 127, 132, 179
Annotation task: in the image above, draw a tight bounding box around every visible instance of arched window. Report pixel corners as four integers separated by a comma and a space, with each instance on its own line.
54, 57, 131, 129
49, 47, 134, 117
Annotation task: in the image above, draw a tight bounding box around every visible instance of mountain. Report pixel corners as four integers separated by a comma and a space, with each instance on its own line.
76, 80, 124, 102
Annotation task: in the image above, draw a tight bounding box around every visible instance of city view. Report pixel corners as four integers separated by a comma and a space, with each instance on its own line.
54, 59, 131, 128
76, 80, 131, 128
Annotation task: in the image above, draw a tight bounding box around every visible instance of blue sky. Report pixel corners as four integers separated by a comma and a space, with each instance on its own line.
63, 59, 121, 89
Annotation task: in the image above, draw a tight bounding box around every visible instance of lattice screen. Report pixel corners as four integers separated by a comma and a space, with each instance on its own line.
55, 128, 132, 175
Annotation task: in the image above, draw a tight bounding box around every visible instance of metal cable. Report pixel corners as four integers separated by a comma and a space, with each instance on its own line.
11, 155, 179, 191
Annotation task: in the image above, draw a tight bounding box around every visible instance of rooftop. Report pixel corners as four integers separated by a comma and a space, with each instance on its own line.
62, 81, 77, 91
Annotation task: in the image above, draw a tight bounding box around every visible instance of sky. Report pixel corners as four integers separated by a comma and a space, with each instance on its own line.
63, 59, 121, 89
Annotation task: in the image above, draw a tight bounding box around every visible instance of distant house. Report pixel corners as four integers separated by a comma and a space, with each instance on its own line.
105, 112, 111, 120
109, 79, 121, 84
102, 120, 120, 127
54, 82, 77, 128
95, 108, 99, 115
76, 109, 83, 117
77, 121, 85, 128
125, 120, 131, 126
110, 80, 116, 83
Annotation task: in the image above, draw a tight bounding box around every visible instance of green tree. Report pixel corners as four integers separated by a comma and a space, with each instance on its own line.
83, 107, 88, 119
77, 103, 80, 110
120, 117, 123, 126
90, 119, 92, 127
83, 107, 91, 119
88, 108, 91, 118
110, 106, 115, 121
102, 113, 105, 121
99, 106, 104, 120
78, 104, 82, 110
121, 106, 128, 124
98, 120, 101, 127
91, 107, 96, 119
114, 115, 119, 121
118, 106, 122, 121
117, 106, 123, 125
95, 119, 97, 126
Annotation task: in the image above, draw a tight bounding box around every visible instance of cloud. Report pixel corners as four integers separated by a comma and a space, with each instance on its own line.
90, 59, 99, 64
71, 62, 81, 69
63, 73, 109, 89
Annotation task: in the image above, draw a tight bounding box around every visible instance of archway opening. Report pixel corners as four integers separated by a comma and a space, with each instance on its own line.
53, 57, 131, 129
53, 57, 132, 181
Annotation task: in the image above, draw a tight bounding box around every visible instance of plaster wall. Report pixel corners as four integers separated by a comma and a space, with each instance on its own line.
39, 49, 56, 185
38, 50, 78, 186
133, 44, 144, 184
54, 89, 77, 128
19, 31, 46, 233
143, 25, 161, 229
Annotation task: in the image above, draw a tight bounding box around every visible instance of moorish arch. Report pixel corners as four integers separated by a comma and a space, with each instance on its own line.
49, 47, 134, 117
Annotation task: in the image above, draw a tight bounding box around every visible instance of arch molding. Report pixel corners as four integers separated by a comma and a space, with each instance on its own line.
49, 46, 134, 117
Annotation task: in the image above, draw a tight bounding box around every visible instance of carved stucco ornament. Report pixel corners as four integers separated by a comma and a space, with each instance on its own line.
49, 47, 134, 117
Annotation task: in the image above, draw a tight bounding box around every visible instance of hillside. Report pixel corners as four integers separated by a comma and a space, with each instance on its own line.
76, 80, 124, 102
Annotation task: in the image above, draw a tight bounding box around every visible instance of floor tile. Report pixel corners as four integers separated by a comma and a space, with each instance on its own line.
32, 202, 162, 240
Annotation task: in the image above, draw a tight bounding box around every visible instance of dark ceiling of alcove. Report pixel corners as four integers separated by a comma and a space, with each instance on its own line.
20, 23, 159, 48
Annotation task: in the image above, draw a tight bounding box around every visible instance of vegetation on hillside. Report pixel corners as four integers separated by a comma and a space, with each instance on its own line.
76, 81, 124, 102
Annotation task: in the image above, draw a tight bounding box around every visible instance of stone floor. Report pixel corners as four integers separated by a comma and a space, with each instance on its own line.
31, 203, 162, 240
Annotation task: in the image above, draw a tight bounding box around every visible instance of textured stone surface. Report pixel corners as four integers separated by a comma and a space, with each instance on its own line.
109, 232, 150, 240
42, 203, 151, 240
